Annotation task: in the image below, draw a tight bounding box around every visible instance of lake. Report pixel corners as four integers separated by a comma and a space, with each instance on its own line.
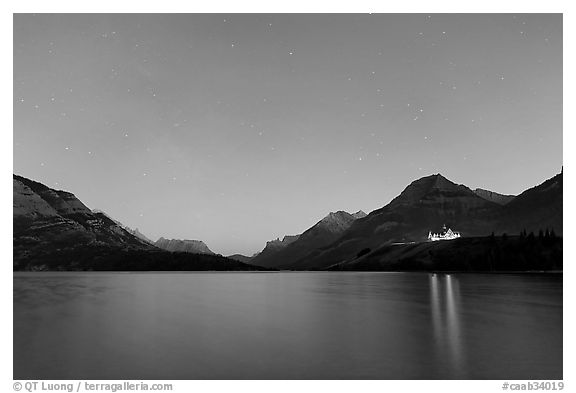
13, 272, 562, 379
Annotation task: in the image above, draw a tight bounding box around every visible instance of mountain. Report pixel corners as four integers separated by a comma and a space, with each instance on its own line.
13, 174, 263, 271
251, 234, 300, 263
473, 188, 515, 205
155, 238, 214, 254
497, 171, 562, 235
289, 172, 562, 270
288, 174, 505, 270
126, 227, 155, 244
227, 254, 254, 263
352, 210, 368, 219
13, 175, 154, 256
251, 210, 367, 269
92, 209, 155, 245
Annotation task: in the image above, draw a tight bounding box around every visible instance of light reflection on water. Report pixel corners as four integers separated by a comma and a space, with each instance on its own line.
14, 272, 562, 380
430, 274, 464, 377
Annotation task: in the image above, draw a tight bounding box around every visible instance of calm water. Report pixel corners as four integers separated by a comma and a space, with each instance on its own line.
14, 272, 562, 379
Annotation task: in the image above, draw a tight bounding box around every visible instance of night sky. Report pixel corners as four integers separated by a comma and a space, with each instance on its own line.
13, 14, 562, 255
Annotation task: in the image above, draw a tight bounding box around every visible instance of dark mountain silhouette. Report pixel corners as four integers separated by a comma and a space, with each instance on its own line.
288, 172, 562, 270
328, 235, 562, 272
251, 210, 367, 269
473, 188, 515, 205
497, 171, 562, 235
13, 174, 264, 271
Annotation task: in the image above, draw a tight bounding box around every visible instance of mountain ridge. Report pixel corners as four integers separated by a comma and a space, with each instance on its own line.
286, 171, 561, 270
155, 238, 214, 254
251, 210, 367, 268
13, 174, 262, 271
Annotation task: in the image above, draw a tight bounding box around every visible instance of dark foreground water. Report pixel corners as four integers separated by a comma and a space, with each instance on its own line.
14, 272, 562, 380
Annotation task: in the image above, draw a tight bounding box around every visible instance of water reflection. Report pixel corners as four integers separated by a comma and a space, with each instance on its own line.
429, 274, 465, 378
14, 272, 562, 380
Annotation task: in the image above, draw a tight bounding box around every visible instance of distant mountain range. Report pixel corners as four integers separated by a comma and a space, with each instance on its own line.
227, 254, 255, 264
251, 210, 367, 269
13, 171, 562, 272
13, 175, 263, 271
155, 238, 214, 254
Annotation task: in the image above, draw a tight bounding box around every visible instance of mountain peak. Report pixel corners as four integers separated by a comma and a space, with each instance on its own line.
428, 173, 459, 190
389, 173, 474, 207
352, 210, 367, 219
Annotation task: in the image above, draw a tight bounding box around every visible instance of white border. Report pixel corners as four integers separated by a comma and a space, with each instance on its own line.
4, 2, 572, 392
